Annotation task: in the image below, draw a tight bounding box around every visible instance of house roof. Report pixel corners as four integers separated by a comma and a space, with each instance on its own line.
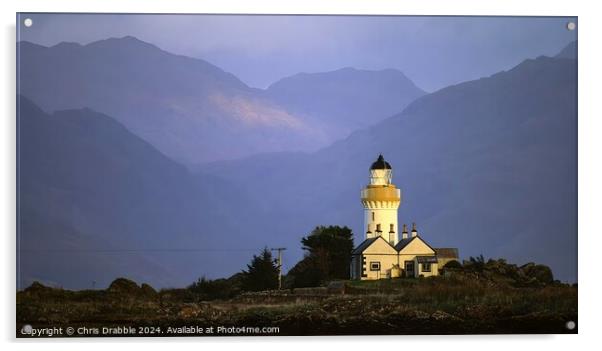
352, 236, 396, 255
435, 248, 459, 258
394, 235, 437, 253
394, 236, 415, 251
354, 235, 438, 255
416, 256, 438, 263
352, 237, 379, 255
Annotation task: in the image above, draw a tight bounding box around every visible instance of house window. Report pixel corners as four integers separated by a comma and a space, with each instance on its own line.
422, 262, 431, 272
370, 262, 381, 271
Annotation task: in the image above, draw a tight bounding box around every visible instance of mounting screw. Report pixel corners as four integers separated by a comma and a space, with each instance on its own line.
567, 22, 576, 31
566, 320, 576, 330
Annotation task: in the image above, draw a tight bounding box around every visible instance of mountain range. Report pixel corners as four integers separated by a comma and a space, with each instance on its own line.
17, 38, 577, 288
17, 37, 424, 166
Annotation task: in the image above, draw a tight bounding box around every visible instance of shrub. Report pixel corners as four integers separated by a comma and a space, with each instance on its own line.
443, 260, 462, 269
519, 263, 554, 285
188, 275, 242, 300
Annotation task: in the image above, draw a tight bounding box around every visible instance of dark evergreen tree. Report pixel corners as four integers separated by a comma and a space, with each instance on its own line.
241, 247, 279, 291
287, 226, 354, 288
286, 255, 324, 288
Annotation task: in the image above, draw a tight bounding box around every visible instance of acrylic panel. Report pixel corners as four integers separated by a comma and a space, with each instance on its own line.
16, 13, 578, 337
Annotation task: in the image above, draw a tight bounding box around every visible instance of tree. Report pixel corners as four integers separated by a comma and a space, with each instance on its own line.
286, 254, 324, 288
287, 226, 354, 288
241, 247, 279, 291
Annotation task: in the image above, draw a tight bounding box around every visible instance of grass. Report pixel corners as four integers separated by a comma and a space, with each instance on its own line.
17, 267, 577, 336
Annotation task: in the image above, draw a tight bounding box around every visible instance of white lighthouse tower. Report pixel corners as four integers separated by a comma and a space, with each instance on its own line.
360, 154, 401, 245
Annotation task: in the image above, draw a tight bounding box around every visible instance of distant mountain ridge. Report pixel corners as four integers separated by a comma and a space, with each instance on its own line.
266, 67, 425, 138
555, 40, 577, 59
18, 36, 426, 165
17, 37, 321, 165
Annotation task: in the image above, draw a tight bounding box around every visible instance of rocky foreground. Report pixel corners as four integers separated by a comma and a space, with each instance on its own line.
17, 263, 577, 337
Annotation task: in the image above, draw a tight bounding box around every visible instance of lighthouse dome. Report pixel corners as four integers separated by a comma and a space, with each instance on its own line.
370, 154, 392, 170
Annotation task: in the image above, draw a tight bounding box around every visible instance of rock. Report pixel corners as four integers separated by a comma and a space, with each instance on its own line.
108, 278, 140, 294
141, 283, 157, 296
24, 281, 52, 293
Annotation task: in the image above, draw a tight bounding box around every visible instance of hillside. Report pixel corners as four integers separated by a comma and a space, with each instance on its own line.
555, 40, 577, 59
17, 96, 266, 289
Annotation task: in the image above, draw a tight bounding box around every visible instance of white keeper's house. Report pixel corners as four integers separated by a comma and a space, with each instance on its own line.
350, 154, 459, 280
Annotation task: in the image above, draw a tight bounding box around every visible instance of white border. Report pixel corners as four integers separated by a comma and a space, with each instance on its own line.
2, 0, 601, 350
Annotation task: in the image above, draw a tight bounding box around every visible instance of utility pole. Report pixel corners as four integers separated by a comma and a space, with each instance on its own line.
270, 247, 287, 289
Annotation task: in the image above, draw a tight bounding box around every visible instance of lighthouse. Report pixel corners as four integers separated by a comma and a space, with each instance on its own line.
351, 154, 457, 280
360, 154, 401, 245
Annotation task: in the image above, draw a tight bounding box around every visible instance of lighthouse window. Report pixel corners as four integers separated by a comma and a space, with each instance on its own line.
372, 212, 375, 221
370, 262, 381, 271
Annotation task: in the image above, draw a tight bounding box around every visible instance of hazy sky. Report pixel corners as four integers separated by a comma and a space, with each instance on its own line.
17, 14, 576, 91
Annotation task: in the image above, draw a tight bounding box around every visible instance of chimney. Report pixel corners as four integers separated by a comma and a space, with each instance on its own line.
411, 222, 418, 237
374, 224, 386, 240
389, 224, 396, 244
402, 224, 408, 239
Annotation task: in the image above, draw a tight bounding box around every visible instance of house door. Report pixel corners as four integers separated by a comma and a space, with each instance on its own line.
405, 261, 415, 278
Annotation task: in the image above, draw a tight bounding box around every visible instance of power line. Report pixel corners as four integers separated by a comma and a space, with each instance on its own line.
19, 248, 268, 253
